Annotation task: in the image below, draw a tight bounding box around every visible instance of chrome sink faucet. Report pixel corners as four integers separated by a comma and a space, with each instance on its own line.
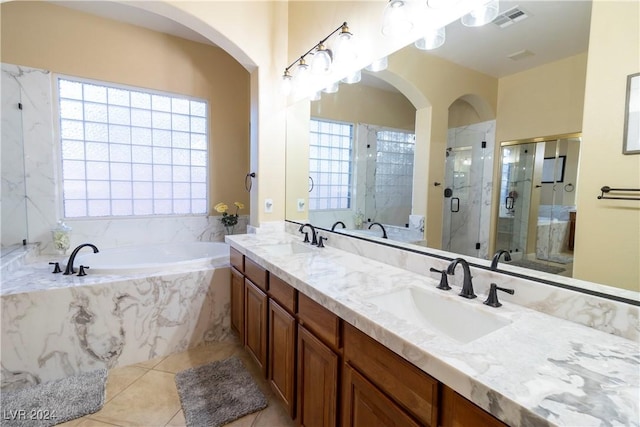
368, 222, 388, 239
490, 250, 512, 271
298, 223, 318, 245
446, 258, 476, 299
64, 243, 99, 275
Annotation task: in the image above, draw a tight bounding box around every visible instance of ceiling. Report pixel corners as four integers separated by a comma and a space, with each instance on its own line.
55, 0, 592, 80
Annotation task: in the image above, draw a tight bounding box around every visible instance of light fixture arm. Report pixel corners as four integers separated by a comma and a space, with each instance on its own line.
283, 22, 349, 74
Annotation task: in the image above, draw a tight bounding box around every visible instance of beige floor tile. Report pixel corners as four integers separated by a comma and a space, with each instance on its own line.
76, 418, 123, 426
90, 370, 181, 427
224, 411, 260, 427
252, 400, 296, 427
105, 365, 148, 402
153, 339, 242, 374
132, 354, 168, 369
164, 409, 186, 427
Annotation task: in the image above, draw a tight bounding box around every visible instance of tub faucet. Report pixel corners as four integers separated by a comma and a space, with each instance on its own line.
64, 243, 99, 275
446, 257, 476, 299
490, 250, 512, 271
298, 223, 318, 245
331, 221, 346, 231
368, 222, 388, 239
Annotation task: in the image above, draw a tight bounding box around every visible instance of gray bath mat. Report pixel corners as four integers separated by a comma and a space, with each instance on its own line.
175, 356, 268, 427
509, 259, 565, 274
0, 368, 107, 427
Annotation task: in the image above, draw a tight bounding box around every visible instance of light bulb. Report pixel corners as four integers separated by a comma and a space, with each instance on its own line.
294, 59, 311, 97
281, 70, 293, 96
381, 0, 414, 37
333, 24, 358, 72
342, 70, 362, 84
366, 56, 388, 72
415, 26, 446, 50
311, 44, 333, 75
461, 0, 499, 27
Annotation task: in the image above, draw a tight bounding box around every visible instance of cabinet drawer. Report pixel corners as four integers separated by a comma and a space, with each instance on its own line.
244, 257, 268, 292
298, 293, 341, 350
344, 323, 438, 426
269, 274, 297, 314
230, 247, 244, 272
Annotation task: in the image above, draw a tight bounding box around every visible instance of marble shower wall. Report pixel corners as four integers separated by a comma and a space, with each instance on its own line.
442, 120, 495, 259
1, 266, 231, 389
0, 62, 245, 254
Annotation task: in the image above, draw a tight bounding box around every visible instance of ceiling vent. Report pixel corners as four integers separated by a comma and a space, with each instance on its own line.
493, 6, 530, 28
507, 49, 535, 61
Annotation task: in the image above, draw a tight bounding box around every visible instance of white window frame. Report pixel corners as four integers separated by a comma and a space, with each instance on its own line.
54, 74, 209, 219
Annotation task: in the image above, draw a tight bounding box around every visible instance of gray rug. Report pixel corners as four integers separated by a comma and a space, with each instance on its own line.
509, 259, 565, 274
175, 356, 268, 427
0, 368, 107, 427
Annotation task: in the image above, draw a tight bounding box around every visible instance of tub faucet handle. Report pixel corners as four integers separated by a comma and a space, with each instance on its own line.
77, 265, 90, 277
49, 262, 62, 274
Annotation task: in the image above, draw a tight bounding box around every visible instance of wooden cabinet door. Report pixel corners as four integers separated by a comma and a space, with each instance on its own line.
440, 385, 508, 427
297, 325, 339, 427
343, 364, 421, 427
268, 299, 296, 418
230, 267, 244, 342
245, 279, 268, 377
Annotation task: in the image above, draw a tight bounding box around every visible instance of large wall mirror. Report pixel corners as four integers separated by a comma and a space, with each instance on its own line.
284, 1, 611, 293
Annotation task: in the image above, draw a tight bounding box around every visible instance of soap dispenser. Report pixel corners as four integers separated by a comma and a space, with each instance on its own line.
51, 220, 72, 255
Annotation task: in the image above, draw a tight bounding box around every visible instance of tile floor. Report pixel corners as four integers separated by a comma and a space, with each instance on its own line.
59, 336, 295, 427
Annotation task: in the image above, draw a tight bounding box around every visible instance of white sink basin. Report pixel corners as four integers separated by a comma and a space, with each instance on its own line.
366, 287, 511, 344
261, 242, 316, 256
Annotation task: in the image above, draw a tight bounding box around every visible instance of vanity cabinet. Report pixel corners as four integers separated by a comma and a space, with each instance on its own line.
343, 323, 438, 426
296, 292, 342, 427
440, 385, 508, 427
230, 249, 507, 427
268, 275, 297, 418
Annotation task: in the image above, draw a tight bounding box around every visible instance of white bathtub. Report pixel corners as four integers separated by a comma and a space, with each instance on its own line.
72, 241, 229, 274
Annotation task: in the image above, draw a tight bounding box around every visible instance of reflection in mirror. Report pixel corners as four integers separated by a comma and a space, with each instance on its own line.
496, 135, 580, 277
307, 72, 423, 243
1, 64, 29, 251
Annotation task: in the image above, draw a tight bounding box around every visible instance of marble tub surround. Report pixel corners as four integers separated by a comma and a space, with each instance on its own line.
284, 221, 639, 341
227, 231, 639, 426
1, 258, 231, 389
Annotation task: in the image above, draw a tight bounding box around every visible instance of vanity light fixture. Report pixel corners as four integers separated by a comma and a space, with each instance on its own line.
461, 0, 500, 27
415, 26, 446, 50
323, 81, 340, 94
342, 69, 362, 84
366, 56, 388, 72
281, 22, 355, 98
381, 0, 414, 36
281, 69, 293, 95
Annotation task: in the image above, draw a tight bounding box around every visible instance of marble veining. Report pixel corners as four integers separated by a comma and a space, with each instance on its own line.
228, 228, 639, 427
1, 259, 231, 390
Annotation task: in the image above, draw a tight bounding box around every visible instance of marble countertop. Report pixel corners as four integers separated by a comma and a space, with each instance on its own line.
226, 232, 640, 427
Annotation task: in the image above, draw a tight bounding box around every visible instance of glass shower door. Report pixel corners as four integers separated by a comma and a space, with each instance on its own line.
442, 146, 480, 256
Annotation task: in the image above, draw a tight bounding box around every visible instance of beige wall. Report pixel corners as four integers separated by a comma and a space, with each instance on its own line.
311, 84, 416, 131
496, 53, 587, 142
573, 0, 640, 291
1, 1, 251, 215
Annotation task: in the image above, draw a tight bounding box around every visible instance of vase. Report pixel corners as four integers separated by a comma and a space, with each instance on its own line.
225, 225, 235, 235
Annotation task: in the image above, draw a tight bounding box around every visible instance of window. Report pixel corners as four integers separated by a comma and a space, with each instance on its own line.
309, 119, 353, 210
57, 77, 208, 218
375, 130, 415, 209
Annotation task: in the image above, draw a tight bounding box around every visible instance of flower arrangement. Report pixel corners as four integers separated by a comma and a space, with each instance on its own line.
214, 201, 244, 234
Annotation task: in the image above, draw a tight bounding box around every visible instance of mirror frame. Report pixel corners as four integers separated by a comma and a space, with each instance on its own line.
623, 72, 640, 154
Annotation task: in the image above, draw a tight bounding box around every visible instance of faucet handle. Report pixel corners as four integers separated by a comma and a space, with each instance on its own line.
302, 232, 310, 243
49, 262, 62, 274
429, 267, 451, 290
77, 265, 90, 277
317, 236, 328, 248
483, 283, 515, 307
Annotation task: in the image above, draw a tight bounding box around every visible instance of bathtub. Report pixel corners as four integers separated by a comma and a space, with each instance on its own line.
73, 241, 229, 274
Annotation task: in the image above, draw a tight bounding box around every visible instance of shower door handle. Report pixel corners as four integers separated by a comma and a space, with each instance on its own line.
451, 197, 460, 213
505, 196, 515, 210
